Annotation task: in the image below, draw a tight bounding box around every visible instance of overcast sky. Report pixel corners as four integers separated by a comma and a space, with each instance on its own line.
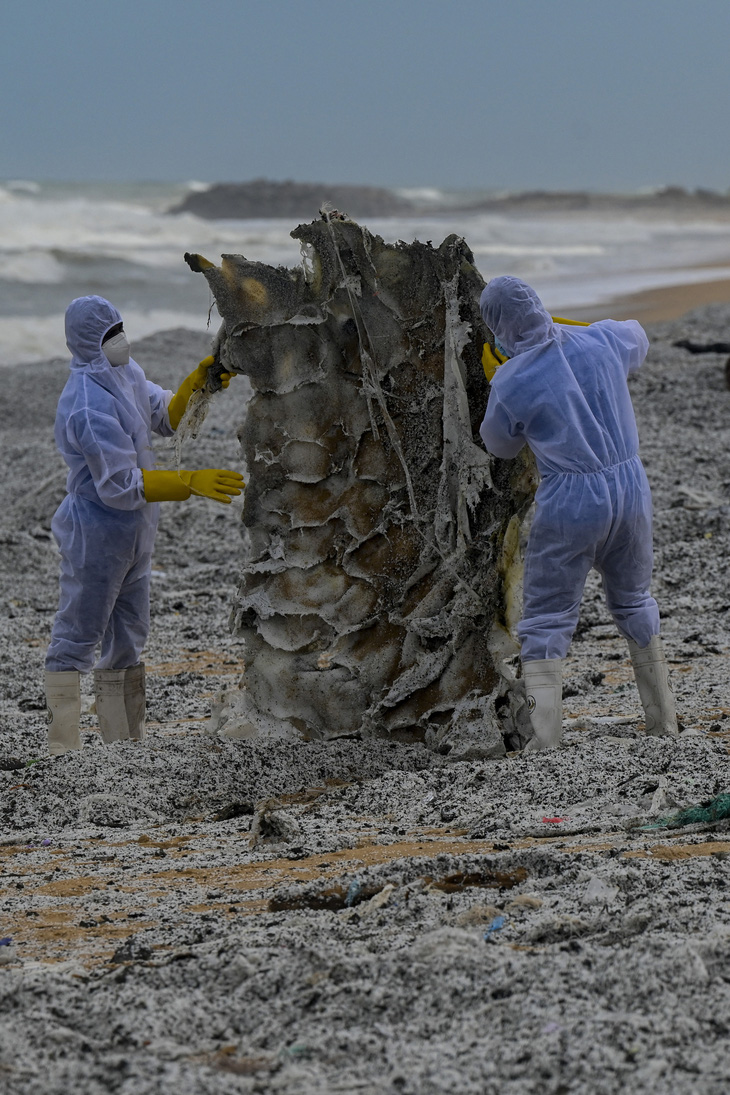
2, 0, 729, 192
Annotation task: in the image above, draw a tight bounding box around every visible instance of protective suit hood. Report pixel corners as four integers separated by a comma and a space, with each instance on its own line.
480, 276, 555, 357
55, 293, 174, 517
63, 294, 150, 411
65, 295, 124, 371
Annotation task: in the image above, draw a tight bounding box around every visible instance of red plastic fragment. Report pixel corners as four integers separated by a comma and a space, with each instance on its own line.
542, 816, 569, 824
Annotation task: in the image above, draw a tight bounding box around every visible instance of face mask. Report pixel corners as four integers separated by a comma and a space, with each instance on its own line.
102, 331, 130, 366
494, 338, 508, 359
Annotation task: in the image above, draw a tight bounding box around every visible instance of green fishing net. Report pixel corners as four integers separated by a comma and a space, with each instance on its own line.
642, 793, 730, 830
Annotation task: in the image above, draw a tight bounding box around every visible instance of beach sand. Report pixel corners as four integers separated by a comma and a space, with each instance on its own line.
1, 307, 730, 1093
578, 274, 730, 324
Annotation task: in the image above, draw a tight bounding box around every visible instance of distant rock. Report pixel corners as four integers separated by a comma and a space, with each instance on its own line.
169, 179, 417, 220
169, 179, 730, 221
478, 186, 730, 214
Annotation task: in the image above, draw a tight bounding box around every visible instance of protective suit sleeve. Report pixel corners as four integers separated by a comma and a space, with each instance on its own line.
68, 409, 146, 510
148, 382, 175, 437
593, 319, 649, 375
479, 395, 526, 459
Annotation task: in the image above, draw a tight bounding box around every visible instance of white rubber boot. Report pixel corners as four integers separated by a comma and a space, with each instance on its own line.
124, 663, 146, 742
45, 670, 82, 755
94, 665, 147, 743
522, 658, 564, 753
628, 635, 678, 738
94, 669, 127, 743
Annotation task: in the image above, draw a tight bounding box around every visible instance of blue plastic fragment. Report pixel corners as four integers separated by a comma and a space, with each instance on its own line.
282, 1043, 315, 1059
344, 880, 362, 907
483, 916, 506, 941
0, 938, 13, 947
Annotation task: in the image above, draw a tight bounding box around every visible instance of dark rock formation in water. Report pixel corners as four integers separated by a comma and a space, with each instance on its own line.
172, 180, 730, 221
185, 216, 536, 757
171, 180, 416, 220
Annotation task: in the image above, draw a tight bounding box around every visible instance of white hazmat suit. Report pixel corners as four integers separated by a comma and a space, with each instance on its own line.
479, 276, 676, 748
46, 296, 174, 674
43, 296, 243, 755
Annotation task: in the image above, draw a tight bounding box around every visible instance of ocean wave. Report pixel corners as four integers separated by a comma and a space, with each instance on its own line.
5, 181, 730, 362
5, 179, 42, 195
0, 193, 308, 272
394, 187, 445, 204
0, 309, 211, 368
0, 250, 67, 284
472, 244, 605, 257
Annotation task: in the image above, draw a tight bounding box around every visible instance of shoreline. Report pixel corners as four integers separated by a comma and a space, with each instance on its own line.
572, 274, 730, 325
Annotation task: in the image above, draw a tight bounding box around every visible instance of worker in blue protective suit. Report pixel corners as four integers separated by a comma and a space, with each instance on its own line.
44, 295, 244, 756
479, 276, 677, 752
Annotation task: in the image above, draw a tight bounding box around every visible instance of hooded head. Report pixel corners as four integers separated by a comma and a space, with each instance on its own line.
479, 276, 554, 357
65, 296, 124, 368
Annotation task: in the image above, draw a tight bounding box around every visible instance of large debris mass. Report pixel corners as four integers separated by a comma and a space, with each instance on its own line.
186, 217, 536, 755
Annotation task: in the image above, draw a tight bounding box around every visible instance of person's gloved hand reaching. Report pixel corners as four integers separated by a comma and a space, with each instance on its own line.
178, 469, 244, 503
167, 354, 236, 430
142, 468, 244, 504
481, 342, 508, 382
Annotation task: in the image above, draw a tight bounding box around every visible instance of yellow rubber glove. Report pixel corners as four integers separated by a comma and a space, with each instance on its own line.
482, 342, 508, 382
167, 355, 236, 431
142, 468, 244, 504
179, 469, 245, 504
552, 315, 590, 327
142, 470, 191, 502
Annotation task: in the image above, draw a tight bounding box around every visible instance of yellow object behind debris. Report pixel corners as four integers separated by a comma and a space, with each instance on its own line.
481, 342, 508, 382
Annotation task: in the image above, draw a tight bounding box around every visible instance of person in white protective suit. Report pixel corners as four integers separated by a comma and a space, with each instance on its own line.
479, 276, 677, 752
44, 295, 244, 755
